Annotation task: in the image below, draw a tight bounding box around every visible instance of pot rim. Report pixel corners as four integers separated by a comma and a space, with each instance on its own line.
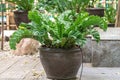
39, 47, 81, 53
86, 8, 105, 10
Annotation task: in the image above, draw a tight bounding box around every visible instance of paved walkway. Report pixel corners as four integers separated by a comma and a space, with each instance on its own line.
81, 64, 120, 80
0, 51, 120, 80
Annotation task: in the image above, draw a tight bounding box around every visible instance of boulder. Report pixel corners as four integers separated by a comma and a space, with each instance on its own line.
12, 38, 40, 56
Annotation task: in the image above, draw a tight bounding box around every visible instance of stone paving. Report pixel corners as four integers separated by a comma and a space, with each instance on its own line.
81, 64, 120, 80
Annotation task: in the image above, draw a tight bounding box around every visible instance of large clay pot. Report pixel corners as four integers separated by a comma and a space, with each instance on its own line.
86, 8, 104, 17
39, 47, 82, 79
14, 10, 30, 27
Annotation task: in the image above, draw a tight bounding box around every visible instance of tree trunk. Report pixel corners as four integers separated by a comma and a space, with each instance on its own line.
115, 0, 120, 27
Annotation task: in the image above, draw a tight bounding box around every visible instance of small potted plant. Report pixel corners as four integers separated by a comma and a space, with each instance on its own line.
86, 0, 105, 17
38, 0, 105, 17
9, 9, 107, 79
105, 5, 116, 27
6, 0, 34, 27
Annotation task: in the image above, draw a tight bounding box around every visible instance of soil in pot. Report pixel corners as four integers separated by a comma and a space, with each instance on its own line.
39, 47, 82, 80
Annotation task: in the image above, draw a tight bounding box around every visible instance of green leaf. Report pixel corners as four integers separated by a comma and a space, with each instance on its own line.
89, 30, 100, 42
81, 15, 107, 31
9, 28, 33, 50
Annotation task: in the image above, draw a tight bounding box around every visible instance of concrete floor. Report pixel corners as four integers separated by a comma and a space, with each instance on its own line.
81, 64, 120, 80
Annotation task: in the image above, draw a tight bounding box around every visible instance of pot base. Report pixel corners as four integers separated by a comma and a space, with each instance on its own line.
47, 76, 77, 80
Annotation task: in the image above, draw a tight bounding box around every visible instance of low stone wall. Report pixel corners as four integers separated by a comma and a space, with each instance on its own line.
92, 40, 120, 67
92, 28, 120, 67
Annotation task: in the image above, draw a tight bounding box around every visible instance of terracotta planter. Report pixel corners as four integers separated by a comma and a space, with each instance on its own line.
39, 47, 82, 79
14, 10, 30, 27
86, 8, 104, 17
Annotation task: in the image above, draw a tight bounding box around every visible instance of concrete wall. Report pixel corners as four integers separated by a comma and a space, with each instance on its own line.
92, 28, 120, 67
92, 40, 120, 67
82, 37, 92, 62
